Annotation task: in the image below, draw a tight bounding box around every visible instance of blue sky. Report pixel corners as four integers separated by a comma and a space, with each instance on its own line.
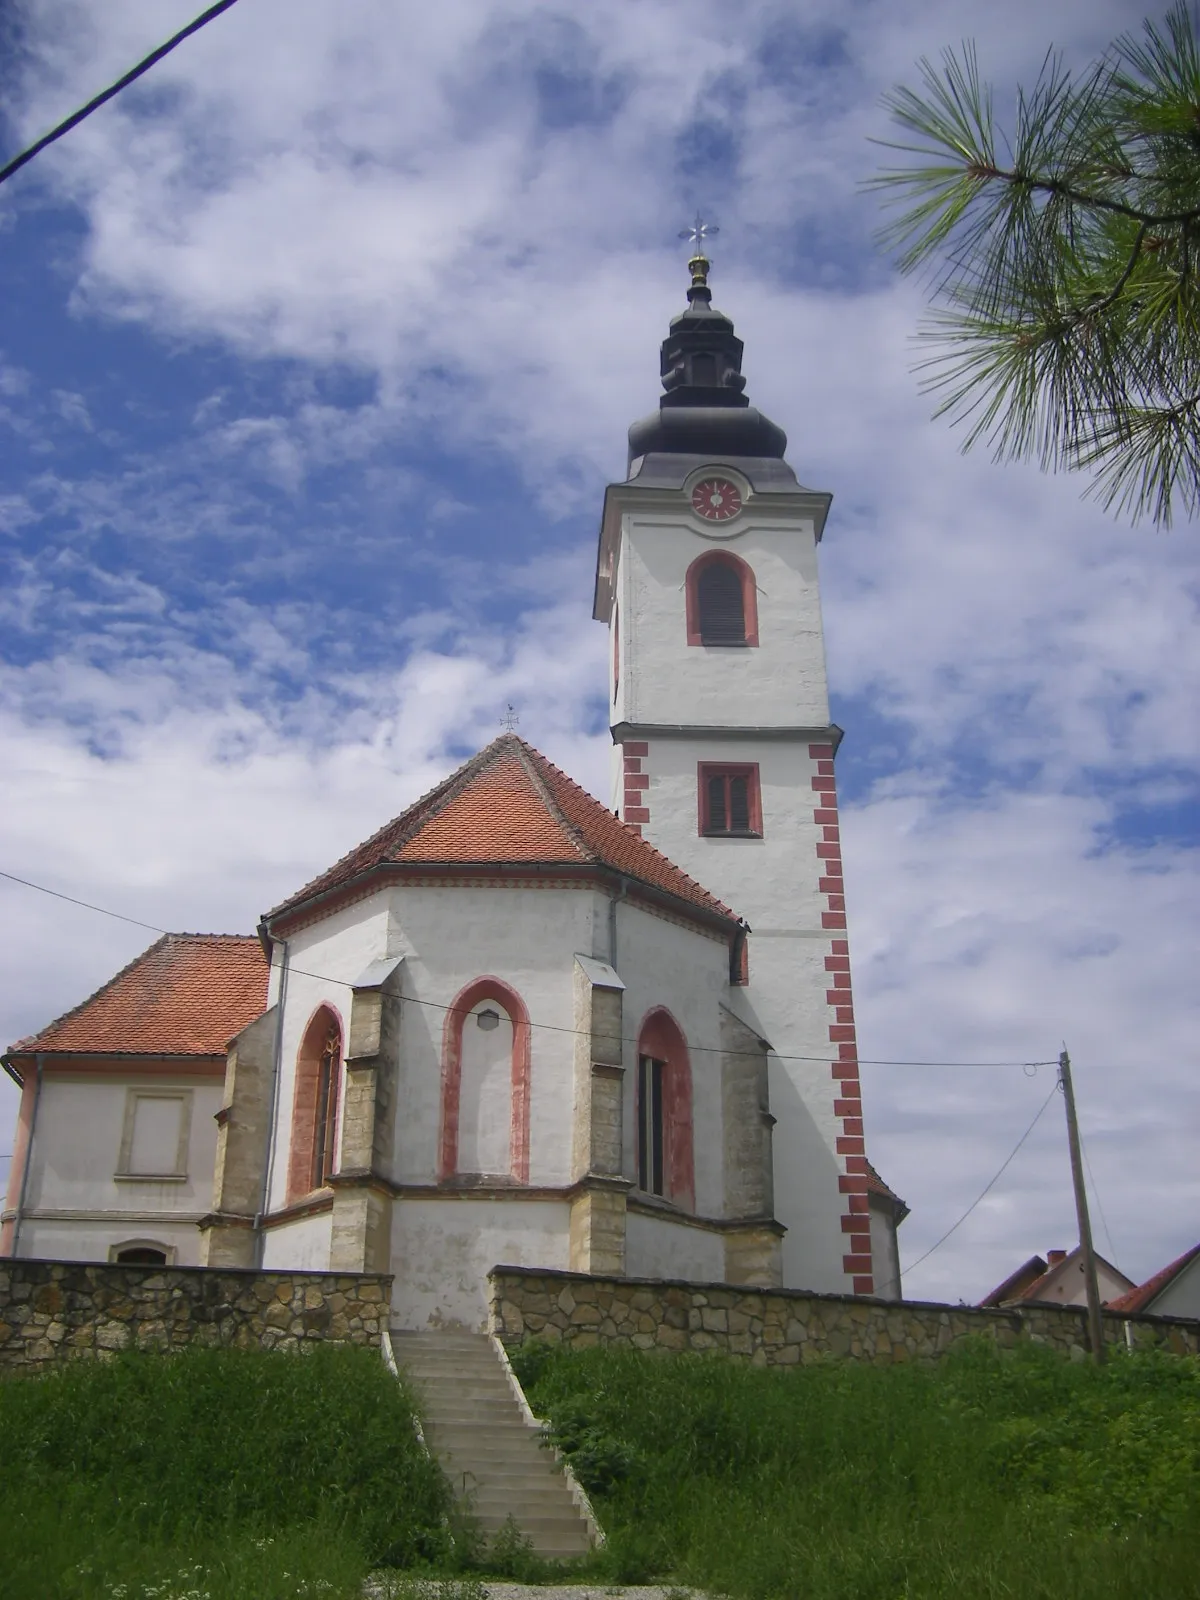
1, 0, 1197, 1303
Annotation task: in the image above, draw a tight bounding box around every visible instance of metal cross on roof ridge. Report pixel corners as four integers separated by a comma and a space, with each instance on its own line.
502, 703, 519, 731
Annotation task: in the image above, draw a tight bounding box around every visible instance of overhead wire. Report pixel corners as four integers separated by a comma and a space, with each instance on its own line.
1080, 1130, 1120, 1271
0, 0, 241, 191
901, 1079, 1061, 1278
0, 866, 1058, 1070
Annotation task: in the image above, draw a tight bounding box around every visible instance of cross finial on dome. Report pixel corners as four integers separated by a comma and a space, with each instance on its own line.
678, 212, 719, 295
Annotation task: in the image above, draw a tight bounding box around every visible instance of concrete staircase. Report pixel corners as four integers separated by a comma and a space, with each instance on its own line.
391, 1328, 594, 1561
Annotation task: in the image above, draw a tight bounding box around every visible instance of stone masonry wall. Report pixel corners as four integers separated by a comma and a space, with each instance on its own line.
489, 1266, 1200, 1365
0, 1259, 391, 1373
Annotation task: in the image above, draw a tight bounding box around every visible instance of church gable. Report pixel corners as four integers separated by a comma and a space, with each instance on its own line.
266, 733, 737, 934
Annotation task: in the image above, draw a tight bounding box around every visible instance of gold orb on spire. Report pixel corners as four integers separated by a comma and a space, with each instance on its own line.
679, 212, 718, 290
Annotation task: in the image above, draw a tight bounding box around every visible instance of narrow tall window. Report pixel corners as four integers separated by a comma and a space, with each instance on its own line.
697, 560, 746, 645
287, 1006, 344, 1204
700, 764, 762, 837
636, 1010, 694, 1211
637, 1055, 665, 1195
311, 1022, 341, 1190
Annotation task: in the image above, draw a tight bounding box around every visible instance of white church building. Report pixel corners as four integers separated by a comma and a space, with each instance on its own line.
2, 255, 906, 1328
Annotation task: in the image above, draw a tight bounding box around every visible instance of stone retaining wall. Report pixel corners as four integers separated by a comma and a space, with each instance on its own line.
489, 1266, 1200, 1365
0, 1259, 392, 1373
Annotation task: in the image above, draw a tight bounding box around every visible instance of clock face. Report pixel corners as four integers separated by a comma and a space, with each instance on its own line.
691, 477, 743, 522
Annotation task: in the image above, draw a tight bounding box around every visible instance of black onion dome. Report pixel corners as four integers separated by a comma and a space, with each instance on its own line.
627, 255, 787, 467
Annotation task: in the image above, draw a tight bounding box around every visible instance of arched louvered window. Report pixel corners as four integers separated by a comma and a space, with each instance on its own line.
698, 561, 745, 643
685, 552, 759, 647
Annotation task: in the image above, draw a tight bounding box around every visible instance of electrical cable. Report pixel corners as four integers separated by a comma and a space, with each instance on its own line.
0, 866, 1057, 1070
0, 0, 241, 191
1080, 1130, 1119, 1271
901, 1079, 1061, 1277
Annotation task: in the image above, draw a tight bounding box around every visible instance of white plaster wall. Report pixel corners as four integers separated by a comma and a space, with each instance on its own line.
266, 893, 392, 1212
23, 1075, 221, 1219
384, 883, 601, 1187
869, 1205, 902, 1302
613, 899, 729, 1219
17, 1217, 205, 1265
626, 1211, 725, 1283
260, 1208, 333, 1271
1146, 1256, 1200, 1320
390, 1197, 570, 1330
615, 512, 829, 733
633, 735, 848, 1292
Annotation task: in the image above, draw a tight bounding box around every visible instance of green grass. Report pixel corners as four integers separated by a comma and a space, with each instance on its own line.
8, 1338, 1198, 1600
511, 1338, 1200, 1600
0, 1344, 455, 1600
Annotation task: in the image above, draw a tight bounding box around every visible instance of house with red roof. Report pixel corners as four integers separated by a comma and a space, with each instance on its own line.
1109, 1244, 1200, 1320
980, 1246, 1134, 1311
2, 259, 906, 1328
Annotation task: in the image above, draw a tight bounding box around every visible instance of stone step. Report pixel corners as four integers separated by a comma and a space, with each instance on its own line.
392, 1328, 593, 1559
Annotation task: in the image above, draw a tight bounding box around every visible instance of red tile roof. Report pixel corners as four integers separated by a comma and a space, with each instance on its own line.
863, 1159, 909, 1220
268, 734, 737, 928
980, 1255, 1049, 1308
8, 934, 268, 1058
1107, 1243, 1200, 1315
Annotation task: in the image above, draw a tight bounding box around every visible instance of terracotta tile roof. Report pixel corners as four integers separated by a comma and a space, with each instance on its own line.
8, 934, 269, 1058
863, 1159, 909, 1220
980, 1255, 1049, 1308
268, 734, 738, 928
1108, 1243, 1200, 1315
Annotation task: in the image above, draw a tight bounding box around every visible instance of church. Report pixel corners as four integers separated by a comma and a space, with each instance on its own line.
1, 252, 907, 1329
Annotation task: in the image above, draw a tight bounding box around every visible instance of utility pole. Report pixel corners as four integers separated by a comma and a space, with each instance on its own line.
1058, 1048, 1105, 1365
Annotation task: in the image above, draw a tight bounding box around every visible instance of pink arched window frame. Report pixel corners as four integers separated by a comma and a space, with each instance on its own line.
286, 1003, 345, 1205
685, 549, 759, 648
636, 1007, 695, 1212
439, 976, 532, 1184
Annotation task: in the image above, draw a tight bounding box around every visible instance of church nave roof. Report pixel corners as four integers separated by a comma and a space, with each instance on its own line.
266, 733, 738, 931
7, 933, 269, 1062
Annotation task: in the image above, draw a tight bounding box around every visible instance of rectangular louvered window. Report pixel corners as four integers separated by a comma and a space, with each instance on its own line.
699, 764, 762, 837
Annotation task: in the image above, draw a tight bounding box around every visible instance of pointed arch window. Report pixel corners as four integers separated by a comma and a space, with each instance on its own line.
635, 1009, 694, 1211
685, 551, 759, 647
440, 977, 532, 1184
287, 1007, 343, 1203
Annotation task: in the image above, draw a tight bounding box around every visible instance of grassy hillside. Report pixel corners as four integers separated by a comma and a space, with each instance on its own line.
5, 1338, 1197, 1599
0, 1345, 453, 1600
512, 1339, 1200, 1600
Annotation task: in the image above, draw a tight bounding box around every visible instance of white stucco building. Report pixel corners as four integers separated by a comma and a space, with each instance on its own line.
2, 255, 906, 1328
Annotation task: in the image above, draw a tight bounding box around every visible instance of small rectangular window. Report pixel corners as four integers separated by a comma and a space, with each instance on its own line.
699, 764, 762, 837
637, 1055, 664, 1196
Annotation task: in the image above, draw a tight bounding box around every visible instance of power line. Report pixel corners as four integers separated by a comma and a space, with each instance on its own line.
0, 870, 170, 937
0, 865, 1057, 1071
1080, 1130, 1119, 1271
902, 1080, 1061, 1277
0, 0, 241, 191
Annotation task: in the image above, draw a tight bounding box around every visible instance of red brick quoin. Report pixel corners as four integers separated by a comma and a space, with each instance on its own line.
621, 741, 650, 834
811, 741, 874, 1296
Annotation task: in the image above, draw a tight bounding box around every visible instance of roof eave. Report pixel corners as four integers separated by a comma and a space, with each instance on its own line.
264, 857, 741, 942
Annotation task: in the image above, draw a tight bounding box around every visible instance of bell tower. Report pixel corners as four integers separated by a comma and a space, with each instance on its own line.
593, 251, 876, 1296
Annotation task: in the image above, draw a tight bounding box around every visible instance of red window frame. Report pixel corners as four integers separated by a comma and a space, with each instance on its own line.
698, 763, 762, 837
685, 550, 759, 647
